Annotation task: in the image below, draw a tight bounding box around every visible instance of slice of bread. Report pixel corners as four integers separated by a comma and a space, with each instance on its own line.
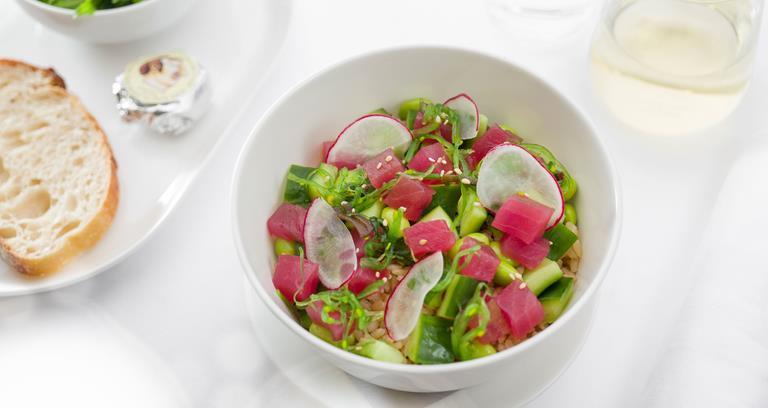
0, 59, 118, 276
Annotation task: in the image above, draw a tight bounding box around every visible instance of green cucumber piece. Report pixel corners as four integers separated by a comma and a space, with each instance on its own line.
308, 163, 338, 199
493, 259, 517, 287
405, 315, 455, 364
462, 341, 496, 360
448, 233, 490, 259
309, 323, 340, 347
543, 224, 578, 260
360, 200, 384, 218
398, 97, 432, 120
539, 277, 575, 323
298, 309, 312, 329
456, 188, 487, 236
370, 107, 390, 115
425, 184, 462, 216
437, 275, 479, 319
564, 203, 578, 224
420, 206, 456, 232
523, 259, 563, 296
283, 165, 314, 206
353, 339, 406, 363
273, 238, 296, 256
381, 207, 410, 239
489, 241, 517, 266
424, 290, 444, 309
478, 114, 488, 137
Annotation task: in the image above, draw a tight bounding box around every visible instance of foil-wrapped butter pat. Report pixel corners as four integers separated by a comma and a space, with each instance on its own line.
113, 52, 210, 136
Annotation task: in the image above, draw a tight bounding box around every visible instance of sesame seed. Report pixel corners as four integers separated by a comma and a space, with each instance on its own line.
515, 273, 523, 280
385, 155, 393, 162
382, 277, 388, 282
435, 116, 442, 123
375, 271, 380, 278
355, 248, 360, 253
351, 208, 356, 213
428, 157, 436, 163
548, 241, 553, 246
376, 162, 383, 169
473, 201, 481, 207
361, 184, 368, 189
399, 206, 407, 212
382, 219, 389, 227
461, 178, 471, 185
519, 282, 527, 289
440, 170, 445, 177
419, 239, 428, 245
446, 170, 454, 175
454, 167, 463, 175
340, 200, 348, 206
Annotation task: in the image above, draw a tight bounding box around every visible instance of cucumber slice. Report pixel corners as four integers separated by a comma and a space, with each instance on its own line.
381, 207, 410, 239
543, 223, 578, 260
359, 200, 384, 219
462, 341, 496, 360
308, 163, 338, 199
493, 259, 517, 287
523, 258, 563, 296
539, 277, 575, 323
398, 97, 432, 120
456, 187, 487, 237
309, 323, 341, 347
283, 165, 314, 206
477, 114, 489, 137
420, 206, 456, 233
564, 203, 578, 224
437, 275, 479, 319
448, 233, 490, 259
353, 339, 406, 363
405, 314, 455, 364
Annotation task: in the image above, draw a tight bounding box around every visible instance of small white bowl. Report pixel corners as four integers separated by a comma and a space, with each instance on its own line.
232, 46, 621, 393
16, 0, 195, 44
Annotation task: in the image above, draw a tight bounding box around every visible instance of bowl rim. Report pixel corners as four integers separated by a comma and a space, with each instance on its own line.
18, 0, 158, 16
231, 45, 623, 374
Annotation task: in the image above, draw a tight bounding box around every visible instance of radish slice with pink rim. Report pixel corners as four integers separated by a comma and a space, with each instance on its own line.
304, 198, 357, 289
444, 93, 479, 140
385, 252, 444, 341
477, 144, 564, 227
325, 114, 413, 167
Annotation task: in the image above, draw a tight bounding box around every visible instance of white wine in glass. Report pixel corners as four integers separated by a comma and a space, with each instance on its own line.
590, 0, 762, 135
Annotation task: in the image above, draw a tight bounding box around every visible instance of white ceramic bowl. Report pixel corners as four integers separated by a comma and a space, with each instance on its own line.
232, 46, 621, 393
16, 0, 195, 44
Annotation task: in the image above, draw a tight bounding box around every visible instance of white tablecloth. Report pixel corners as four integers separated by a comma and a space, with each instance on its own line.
2, 0, 767, 406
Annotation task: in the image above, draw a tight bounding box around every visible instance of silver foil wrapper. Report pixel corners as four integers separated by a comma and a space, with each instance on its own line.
113, 54, 210, 136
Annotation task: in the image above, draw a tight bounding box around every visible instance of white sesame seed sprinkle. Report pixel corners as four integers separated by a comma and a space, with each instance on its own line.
355, 248, 360, 253
399, 206, 407, 212
473, 201, 481, 207
351, 208, 356, 213
446, 170, 454, 175
461, 178, 471, 185
519, 282, 527, 289
419, 239, 428, 245
454, 167, 463, 175
440, 170, 445, 177
340, 200, 348, 206
382, 277, 388, 282
382, 219, 389, 227
376, 162, 383, 169
375, 271, 381, 278
385, 155, 393, 162
428, 157, 436, 163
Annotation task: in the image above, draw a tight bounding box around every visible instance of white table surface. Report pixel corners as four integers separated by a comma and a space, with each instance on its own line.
2, 0, 767, 407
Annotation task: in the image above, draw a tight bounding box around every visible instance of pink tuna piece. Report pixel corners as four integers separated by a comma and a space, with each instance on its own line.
272, 255, 319, 302
382, 176, 435, 221
408, 142, 453, 175
500, 234, 550, 270
347, 266, 390, 296
495, 281, 544, 340
470, 125, 522, 164
403, 220, 457, 259
306, 301, 347, 341
457, 237, 500, 283
476, 296, 512, 344
492, 194, 554, 244
362, 148, 405, 188
267, 203, 308, 243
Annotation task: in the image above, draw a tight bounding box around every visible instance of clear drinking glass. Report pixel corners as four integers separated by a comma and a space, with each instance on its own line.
590, 0, 763, 135
486, 0, 600, 40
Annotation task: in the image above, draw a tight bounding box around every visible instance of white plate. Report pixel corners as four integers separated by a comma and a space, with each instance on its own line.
0, 0, 290, 295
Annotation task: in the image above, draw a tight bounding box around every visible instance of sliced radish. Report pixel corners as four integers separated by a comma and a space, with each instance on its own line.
444, 93, 479, 140
325, 114, 413, 168
385, 252, 444, 341
477, 144, 564, 227
304, 198, 358, 289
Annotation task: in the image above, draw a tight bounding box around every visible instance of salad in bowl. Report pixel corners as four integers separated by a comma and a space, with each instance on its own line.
266, 94, 581, 365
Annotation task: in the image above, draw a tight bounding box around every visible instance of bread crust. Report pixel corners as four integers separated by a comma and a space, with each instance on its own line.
0, 59, 118, 276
